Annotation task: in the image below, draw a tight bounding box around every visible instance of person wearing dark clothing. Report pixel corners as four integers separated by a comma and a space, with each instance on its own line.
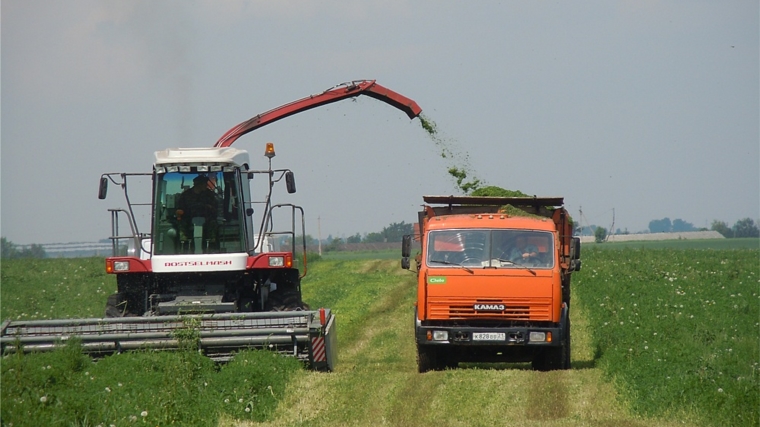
176, 175, 218, 246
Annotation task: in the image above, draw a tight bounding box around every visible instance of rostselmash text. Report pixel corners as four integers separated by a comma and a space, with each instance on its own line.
473, 304, 506, 311
164, 260, 233, 267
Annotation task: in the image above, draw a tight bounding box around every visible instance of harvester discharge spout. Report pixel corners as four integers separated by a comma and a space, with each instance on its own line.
215, 80, 422, 147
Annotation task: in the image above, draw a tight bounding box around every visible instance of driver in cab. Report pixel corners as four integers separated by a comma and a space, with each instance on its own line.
176, 175, 218, 243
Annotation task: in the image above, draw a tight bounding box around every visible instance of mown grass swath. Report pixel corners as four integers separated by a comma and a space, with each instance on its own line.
575, 247, 760, 427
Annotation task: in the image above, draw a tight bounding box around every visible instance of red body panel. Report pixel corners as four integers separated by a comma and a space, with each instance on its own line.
105, 257, 152, 274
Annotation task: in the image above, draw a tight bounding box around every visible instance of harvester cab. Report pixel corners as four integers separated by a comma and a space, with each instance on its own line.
97, 142, 308, 317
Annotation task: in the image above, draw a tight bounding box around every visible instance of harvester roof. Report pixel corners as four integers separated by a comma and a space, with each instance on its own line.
154, 147, 249, 167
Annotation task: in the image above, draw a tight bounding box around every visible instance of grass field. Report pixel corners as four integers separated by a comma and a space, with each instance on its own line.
575, 247, 759, 427
1, 243, 758, 426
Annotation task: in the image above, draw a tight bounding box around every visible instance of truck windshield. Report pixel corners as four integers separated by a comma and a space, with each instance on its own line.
152, 171, 245, 255
427, 229, 554, 269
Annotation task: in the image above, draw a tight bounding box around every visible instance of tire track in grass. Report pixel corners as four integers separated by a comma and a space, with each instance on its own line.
526, 370, 570, 421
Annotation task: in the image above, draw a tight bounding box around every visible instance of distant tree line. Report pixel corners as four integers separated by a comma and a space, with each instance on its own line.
710, 218, 759, 238
648, 217, 700, 233
1, 237, 47, 259
323, 221, 414, 252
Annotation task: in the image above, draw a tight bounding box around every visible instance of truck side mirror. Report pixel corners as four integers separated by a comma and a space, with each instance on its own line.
98, 177, 108, 199
401, 234, 411, 258
401, 234, 412, 270
285, 171, 296, 194
572, 237, 581, 260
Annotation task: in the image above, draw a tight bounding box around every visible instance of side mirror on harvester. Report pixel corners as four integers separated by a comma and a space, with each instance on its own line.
98, 177, 108, 199
401, 234, 412, 270
285, 171, 296, 194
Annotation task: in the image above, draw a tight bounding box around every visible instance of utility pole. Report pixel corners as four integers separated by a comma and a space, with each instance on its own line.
317, 216, 322, 256
607, 208, 615, 242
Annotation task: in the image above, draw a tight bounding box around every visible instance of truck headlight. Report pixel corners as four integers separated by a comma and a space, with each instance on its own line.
529, 331, 547, 342
432, 330, 448, 341
268, 256, 284, 267
113, 261, 130, 272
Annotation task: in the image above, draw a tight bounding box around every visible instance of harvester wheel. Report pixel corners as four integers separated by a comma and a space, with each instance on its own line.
266, 289, 309, 311
105, 293, 127, 318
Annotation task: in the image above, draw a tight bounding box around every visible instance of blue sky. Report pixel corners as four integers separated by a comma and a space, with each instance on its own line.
2, 0, 758, 244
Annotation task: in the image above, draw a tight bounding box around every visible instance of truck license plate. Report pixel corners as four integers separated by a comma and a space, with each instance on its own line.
472, 332, 506, 341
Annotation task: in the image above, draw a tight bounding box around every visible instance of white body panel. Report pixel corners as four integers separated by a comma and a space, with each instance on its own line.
152, 253, 248, 273
154, 147, 249, 166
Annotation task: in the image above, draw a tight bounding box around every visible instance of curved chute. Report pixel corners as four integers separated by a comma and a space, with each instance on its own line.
214, 80, 422, 148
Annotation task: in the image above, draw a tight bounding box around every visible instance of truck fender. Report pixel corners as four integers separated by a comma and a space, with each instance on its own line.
414, 308, 423, 343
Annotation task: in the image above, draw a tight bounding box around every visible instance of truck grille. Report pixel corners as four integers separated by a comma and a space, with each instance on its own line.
427, 297, 552, 321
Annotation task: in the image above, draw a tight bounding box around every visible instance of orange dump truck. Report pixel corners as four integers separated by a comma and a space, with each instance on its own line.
401, 196, 581, 372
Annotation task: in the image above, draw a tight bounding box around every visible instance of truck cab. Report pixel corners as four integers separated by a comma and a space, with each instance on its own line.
402, 196, 581, 372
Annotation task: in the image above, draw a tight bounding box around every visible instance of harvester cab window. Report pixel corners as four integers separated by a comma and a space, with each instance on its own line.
153, 169, 245, 255
427, 229, 554, 269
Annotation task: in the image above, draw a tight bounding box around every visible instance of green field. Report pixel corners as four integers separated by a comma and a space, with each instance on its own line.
1, 244, 758, 426
575, 247, 759, 427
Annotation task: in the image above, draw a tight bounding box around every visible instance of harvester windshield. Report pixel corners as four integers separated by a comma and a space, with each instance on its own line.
152, 170, 245, 255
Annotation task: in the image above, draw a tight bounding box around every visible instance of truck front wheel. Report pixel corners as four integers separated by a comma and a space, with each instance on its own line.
533, 318, 571, 371
417, 344, 453, 373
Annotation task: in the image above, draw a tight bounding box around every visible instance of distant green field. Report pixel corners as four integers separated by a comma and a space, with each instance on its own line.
585, 237, 759, 250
